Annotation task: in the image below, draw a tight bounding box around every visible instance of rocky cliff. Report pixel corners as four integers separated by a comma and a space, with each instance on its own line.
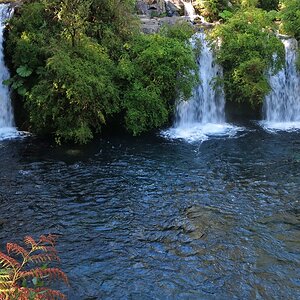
136, 0, 184, 17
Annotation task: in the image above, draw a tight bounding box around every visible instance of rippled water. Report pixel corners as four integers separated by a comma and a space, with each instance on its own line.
0, 125, 299, 299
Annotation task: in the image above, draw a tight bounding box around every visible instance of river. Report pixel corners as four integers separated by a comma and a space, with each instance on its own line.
0, 124, 299, 299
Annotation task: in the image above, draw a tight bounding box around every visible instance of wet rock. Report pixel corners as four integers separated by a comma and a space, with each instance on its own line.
139, 15, 160, 33
165, 0, 183, 17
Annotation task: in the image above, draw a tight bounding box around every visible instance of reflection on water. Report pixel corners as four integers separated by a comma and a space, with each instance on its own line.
0, 128, 299, 299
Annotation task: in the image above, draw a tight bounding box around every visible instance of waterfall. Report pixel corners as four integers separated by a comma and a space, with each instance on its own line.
0, 4, 19, 140
183, 1, 197, 21
183, 1, 205, 23
261, 38, 300, 131
162, 32, 241, 142
176, 32, 225, 126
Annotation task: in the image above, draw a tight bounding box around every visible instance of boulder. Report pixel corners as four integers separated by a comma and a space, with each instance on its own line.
136, 0, 149, 15
165, 0, 183, 17
136, 0, 166, 17
139, 15, 160, 33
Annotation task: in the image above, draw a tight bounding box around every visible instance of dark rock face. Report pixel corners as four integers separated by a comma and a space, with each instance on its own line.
136, 0, 166, 16
165, 0, 183, 17
136, 0, 184, 17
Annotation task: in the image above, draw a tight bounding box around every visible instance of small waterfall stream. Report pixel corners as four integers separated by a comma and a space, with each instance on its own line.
162, 32, 240, 142
176, 32, 225, 126
0, 3, 19, 140
183, 1, 197, 21
262, 38, 300, 131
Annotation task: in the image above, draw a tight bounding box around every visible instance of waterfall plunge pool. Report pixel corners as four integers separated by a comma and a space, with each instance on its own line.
0, 125, 299, 299
161, 122, 245, 143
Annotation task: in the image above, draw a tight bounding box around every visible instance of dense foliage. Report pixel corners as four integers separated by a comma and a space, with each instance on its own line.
194, 0, 280, 22
211, 7, 284, 107
5, 0, 197, 143
280, 0, 300, 40
5, 0, 300, 142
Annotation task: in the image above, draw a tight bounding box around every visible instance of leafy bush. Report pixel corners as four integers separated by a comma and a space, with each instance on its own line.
257, 0, 279, 11
194, 0, 229, 22
5, 0, 197, 143
27, 38, 120, 144
280, 0, 300, 40
0, 235, 68, 300
118, 24, 197, 135
211, 8, 285, 107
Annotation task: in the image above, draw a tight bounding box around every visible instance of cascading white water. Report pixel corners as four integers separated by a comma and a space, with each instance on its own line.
176, 32, 225, 125
183, 1, 197, 21
162, 32, 241, 142
261, 38, 300, 131
0, 3, 19, 140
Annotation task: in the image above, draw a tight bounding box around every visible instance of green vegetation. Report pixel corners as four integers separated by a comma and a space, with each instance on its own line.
280, 0, 300, 40
194, 0, 280, 22
280, 0, 300, 70
206, 0, 300, 107
5, 0, 197, 143
211, 7, 285, 107
4, 0, 300, 142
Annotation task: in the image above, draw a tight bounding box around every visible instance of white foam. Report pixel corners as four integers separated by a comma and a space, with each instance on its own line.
0, 4, 25, 141
161, 123, 243, 143
259, 121, 300, 133
0, 127, 29, 141
262, 38, 300, 131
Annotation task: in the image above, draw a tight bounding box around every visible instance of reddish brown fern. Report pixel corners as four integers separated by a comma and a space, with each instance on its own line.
0, 235, 68, 300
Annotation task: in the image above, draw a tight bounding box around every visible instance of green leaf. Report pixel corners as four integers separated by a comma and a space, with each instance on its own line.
2, 78, 13, 86
12, 79, 24, 90
32, 277, 38, 286
29, 291, 36, 300
16, 65, 33, 78
22, 278, 27, 287
17, 86, 27, 96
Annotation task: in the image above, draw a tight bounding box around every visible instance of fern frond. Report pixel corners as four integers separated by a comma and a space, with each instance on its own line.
33, 245, 48, 252
6, 243, 28, 258
39, 235, 58, 246
9, 287, 66, 300
41, 246, 58, 254
0, 252, 20, 269
0, 235, 68, 299
24, 236, 37, 248
0, 274, 10, 280
35, 288, 67, 300
0, 289, 10, 299
0, 268, 12, 291
0, 280, 14, 289
20, 268, 69, 285
29, 253, 59, 264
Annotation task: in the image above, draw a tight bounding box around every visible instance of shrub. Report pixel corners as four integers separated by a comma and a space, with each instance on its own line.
280, 0, 300, 40
211, 7, 285, 107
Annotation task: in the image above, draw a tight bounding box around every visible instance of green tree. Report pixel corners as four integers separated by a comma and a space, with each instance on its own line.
5, 0, 197, 143
211, 8, 285, 106
27, 39, 119, 144
44, 0, 92, 47
118, 23, 197, 135
280, 0, 300, 40
194, 0, 229, 22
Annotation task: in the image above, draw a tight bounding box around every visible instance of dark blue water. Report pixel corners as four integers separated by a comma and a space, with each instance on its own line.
0, 125, 299, 299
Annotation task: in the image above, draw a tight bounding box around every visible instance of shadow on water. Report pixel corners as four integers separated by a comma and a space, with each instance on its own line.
0, 127, 299, 299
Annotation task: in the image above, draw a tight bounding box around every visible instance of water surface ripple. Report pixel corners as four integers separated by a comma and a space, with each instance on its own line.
0, 128, 299, 299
